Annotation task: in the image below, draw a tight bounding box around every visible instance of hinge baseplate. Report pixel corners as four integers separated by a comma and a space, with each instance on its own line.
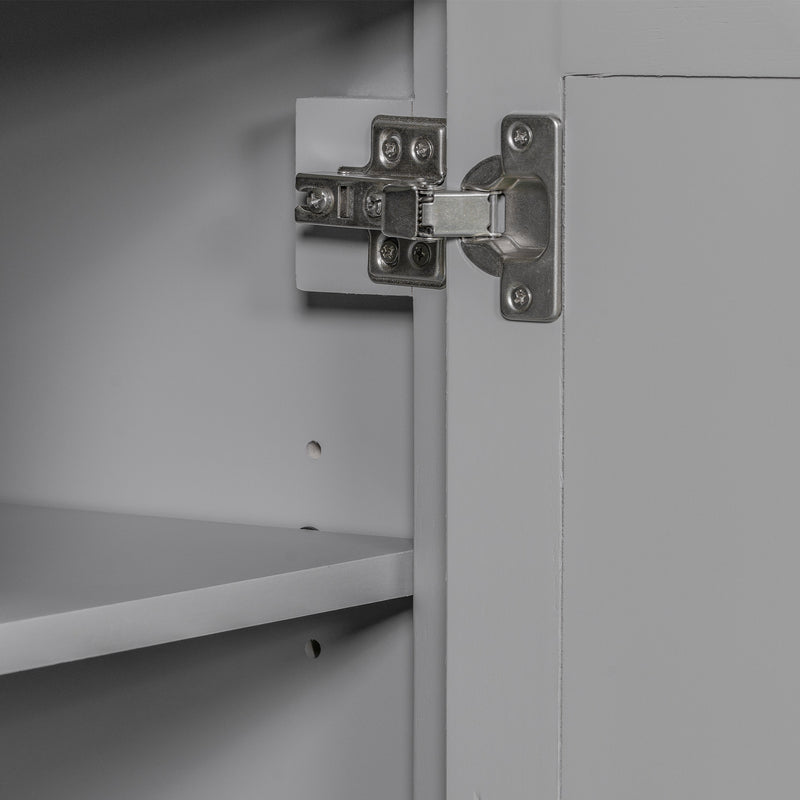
296, 115, 447, 288
295, 113, 562, 321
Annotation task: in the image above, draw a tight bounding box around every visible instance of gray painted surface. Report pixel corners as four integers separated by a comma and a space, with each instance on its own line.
446, 2, 800, 799
0, 1, 414, 537
445, 4, 562, 800
296, 7, 449, 799
411, 3, 447, 799
0, 4, 416, 798
563, 75, 800, 800
561, 0, 800, 77
0, 600, 413, 800
0, 503, 412, 674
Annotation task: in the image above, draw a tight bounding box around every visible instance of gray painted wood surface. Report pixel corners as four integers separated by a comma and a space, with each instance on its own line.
563, 74, 800, 800
0, 5, 417, 797
0, 1, 414, 538
446, 2, 800, 799
0, 503, 412, 675
411, 3, 447, 799
445, 5, 563, 800
0, 600, 413, 800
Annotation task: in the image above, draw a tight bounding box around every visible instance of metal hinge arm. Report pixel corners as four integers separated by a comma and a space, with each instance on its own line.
421, 190, 502, 238
381, 186, 501, 240
295, 179, 501, 240
295, 173, 387, 232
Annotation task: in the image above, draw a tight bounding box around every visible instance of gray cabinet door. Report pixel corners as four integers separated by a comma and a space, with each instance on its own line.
446, 4, 800, 799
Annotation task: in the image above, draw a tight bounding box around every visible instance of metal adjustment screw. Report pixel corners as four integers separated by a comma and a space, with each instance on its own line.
379, 238, 400, 267
509, 284, 533, 312
509, 122, 533, 151
413, 138, 433, 161
381, 135, 401, 163
304, 187, 333, 215
364, 191, 383, 218
411, 242, 432, 267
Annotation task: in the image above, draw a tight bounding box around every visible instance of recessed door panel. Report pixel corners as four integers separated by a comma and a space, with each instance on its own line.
564, 76, 800, 800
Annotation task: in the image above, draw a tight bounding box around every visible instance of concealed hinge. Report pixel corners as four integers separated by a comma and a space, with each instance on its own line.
295, 114, 561, 322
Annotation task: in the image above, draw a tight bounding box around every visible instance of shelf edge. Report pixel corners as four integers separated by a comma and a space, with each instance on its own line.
0, 549, 413, 676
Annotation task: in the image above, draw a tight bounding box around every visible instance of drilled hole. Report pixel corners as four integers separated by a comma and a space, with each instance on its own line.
306, 440, 321, 459
305, 639, 322, 659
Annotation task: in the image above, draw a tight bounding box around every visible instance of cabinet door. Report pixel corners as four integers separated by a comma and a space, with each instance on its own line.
445, 3, 800, 799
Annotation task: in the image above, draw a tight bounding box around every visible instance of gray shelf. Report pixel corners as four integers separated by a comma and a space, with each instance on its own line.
0, 503, 413, 675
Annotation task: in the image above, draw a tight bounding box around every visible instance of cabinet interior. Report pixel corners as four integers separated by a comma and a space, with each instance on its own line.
0, 4, 417, 798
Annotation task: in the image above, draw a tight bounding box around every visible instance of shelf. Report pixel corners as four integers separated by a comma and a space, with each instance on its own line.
0, 503, 413, 675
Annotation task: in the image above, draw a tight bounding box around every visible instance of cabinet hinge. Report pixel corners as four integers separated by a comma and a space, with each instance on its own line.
295, 113, 561, 322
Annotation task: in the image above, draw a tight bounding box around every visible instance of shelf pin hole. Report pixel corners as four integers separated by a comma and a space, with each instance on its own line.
305, 639, 322, 659
306, 441, 322, 460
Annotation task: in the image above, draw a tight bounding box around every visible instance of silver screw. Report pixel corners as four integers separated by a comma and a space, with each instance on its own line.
411, 242, 431, 267
509, 123, 533, 151
413, 138, 433, 161
380, 238, 400, 267
382, 136, 401, 162
364, 192, 383, 218
509, 284, 532, 312
305, 187, 332, 215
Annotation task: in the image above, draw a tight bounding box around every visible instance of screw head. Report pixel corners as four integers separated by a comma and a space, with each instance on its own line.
364, 191, 383, 218
304, 187, 333, 215
411, 242, 432, 267
381, 135, 401, 163
413, 138, 433, 161
379, 238, 400, 267
509, 122, 533, 151
508, 284, 533, 312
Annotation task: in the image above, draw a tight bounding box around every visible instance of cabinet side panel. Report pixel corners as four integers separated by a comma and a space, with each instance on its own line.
0, 1, 414, 537
0, 602, 413, 800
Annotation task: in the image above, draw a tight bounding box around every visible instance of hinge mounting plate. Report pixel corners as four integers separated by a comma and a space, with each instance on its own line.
296, 115, 447, 288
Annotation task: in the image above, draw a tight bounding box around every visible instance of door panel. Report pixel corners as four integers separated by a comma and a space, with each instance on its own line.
564, 76, 800, 800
